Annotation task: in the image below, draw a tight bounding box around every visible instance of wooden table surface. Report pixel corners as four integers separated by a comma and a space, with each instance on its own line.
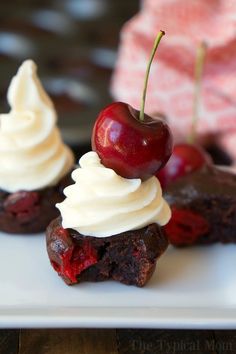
0, 329, 236, 354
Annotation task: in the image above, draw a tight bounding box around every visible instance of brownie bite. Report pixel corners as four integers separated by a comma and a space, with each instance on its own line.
164, 165, 236, 246
46, 217, 168, 287
0, 172, 72, 234
45, 150, 171, 287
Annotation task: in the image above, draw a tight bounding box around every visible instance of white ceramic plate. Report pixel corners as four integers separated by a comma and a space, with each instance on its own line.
0, 231, 236, 329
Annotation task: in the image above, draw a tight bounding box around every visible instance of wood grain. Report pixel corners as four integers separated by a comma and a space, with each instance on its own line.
19, 329, 118, 354
117, 329, 218, 354
1, 329, 236, 354
0, 330, 19, 354
213, 331, 236, 354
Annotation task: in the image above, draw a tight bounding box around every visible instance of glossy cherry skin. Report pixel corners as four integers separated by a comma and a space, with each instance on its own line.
92, 102, 173, 180
157, 142, 212, 187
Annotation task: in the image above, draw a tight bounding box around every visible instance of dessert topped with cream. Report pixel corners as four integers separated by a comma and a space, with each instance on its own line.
0, 60, 74, 192
46, 32, 171, 287
57, 151, 171, 237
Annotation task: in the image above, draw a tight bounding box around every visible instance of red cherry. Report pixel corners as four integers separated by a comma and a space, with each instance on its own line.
157, 43, 211, 187
157, 143, 212, 187
92, 102, 173, 180
92, 31, 170, 180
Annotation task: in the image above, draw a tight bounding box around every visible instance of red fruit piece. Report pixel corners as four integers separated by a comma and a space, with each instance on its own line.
56, 227, 70, 243
164, 207, 209, 246
92, 102, 173, 180
92, 32, 170, 180
52, 234, 98, 284
157, 143, 212, 187
132, 247, 141, 258
64, 240, 98, 283
4, 191, 40, 223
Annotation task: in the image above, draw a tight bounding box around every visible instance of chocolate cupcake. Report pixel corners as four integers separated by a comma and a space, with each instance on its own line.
0, 60, 74, 233
164, 165, 236, 246
46, 151, 170, 287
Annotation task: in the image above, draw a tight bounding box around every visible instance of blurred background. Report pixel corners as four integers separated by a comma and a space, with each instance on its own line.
0, 0, 139, 151
0, 1, 235, 165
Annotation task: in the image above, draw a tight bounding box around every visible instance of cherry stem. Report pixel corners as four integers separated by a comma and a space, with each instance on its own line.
139, 30, 165, 121
188, 41, 207, 144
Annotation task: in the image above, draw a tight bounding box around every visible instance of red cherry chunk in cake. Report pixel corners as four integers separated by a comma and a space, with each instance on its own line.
164, 207, 210, 246
51, 228, 98, 283
3, 191, 40, 223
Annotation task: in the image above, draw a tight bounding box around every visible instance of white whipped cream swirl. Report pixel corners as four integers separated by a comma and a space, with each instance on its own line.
0, 60, 74, 192
57, 151, 171, 237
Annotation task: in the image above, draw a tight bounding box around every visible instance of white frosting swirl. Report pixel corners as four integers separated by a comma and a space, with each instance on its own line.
0, 60, 74, 192
57, 151, 171, 237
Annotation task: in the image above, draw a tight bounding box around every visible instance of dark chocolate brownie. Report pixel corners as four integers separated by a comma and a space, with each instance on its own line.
164, 165, 236, 245
0, 172, 72, 234
46, 217, 169, 287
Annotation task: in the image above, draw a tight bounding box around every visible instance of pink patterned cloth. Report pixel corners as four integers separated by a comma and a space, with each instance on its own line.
111, 0, 236, 164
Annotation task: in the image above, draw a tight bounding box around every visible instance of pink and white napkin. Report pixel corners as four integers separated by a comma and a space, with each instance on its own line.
111, 0, 236, 164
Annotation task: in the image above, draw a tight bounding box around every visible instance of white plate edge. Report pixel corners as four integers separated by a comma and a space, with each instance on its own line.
1, 306, 236, 329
